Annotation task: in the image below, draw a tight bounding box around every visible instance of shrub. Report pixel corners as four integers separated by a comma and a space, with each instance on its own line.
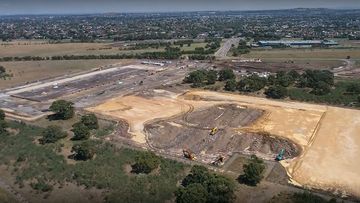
238, 155, 265, 186
265, 86, 288, 99
71, 141, 95, 161
81, 114, 99, 130
71, 122, 90, 140
131, 151, 160, 174
39, 125, 67, 144
218, 69, 235, 81
224, 79, 237, 92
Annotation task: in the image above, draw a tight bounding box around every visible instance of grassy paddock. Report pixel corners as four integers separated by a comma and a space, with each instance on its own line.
243, 48, 360, 59
0, 59, 133, 89
0, 121, 187, 203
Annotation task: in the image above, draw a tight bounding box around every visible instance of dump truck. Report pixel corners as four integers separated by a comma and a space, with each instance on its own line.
183, 149, 196, 160
210, 127, 218, 135
275, 149, 285, 161
212, 155, 225, 166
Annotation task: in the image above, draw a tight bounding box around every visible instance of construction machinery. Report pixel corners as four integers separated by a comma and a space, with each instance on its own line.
212, 155, 225, 166
275, 149, 285, 161
183, 149, 196, 160
210, 127, 218, 135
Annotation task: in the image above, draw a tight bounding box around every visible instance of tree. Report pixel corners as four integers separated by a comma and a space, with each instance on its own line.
238, 155, 265, 186
206, 175, 235, 203
0, 120, 8, 135
81, 114, 99, 130
177, 165, 235, 203
39, 125, 67, 144
206, 70, 218, 85
265, 86, 288, 99
49, 100, 74, 120
275, 71, 293, 87
182, 165, 211, 187
0, 109, 5, 120
71, 142, 95, 161
218, 69, 235, 81
288, 70, 300, 81
237, 74, 267, 92
184, 70, 208, 87
224, 79, 237, 91
71, 122, 90, 140
311, 81, 331, 95
131, 151, 160, 174
175, 183, 208, 203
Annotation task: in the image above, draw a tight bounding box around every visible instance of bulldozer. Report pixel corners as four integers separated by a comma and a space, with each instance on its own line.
210, 127, 218, 135
212, 155, 225, 166
183, 149, 196, 161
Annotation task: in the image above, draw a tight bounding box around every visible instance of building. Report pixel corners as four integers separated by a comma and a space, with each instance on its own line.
257, 40, 338, 48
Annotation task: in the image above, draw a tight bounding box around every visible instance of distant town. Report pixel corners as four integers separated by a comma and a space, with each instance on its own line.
0, 8, 359, 42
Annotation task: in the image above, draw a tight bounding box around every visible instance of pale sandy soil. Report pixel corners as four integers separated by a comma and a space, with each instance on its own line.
88, 89, 360, 198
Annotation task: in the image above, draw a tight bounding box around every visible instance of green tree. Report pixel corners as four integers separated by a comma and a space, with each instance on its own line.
81, 114, 99, 130
206, 175, 235, 203
184, 70, 208, 87
206, 70, 218, 85
49, 100, 74, 120
275, 71, 293, 87
71, 122, 90, 140
182, 165, 211, 187
131, 151, 160, 174
177, 165, 235, 203
0, 109, 5, 120
218, 69, 235, 81
237, 75, 267, 92
238, 155, 265, 186
265, 86, 288, 99
311, 81, 331, 95
39, 125, 67, 144
224, 79, 237, 91
175, 183, 208, 203
71, 141, 95, 161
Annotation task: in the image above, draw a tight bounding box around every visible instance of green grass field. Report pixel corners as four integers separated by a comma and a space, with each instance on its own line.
0, 121, 187, 203
243, 48, 360, 60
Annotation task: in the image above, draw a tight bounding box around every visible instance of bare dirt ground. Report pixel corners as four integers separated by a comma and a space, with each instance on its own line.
89, 89, 360, 199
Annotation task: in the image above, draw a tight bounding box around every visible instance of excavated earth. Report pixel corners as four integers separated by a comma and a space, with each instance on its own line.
145, 104, 300, 161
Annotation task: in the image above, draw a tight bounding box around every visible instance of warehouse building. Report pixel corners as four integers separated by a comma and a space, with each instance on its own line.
257, 40, 338, 48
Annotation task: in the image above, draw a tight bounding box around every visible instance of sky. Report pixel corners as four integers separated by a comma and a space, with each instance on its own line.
0, 0, 359, 15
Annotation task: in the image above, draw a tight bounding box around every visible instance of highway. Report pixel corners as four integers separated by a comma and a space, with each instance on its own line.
214, 37, 240, 58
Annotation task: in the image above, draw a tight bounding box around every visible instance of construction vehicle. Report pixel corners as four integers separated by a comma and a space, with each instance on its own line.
212, 155, 225, 166
275, 149, 285, 161
183, 149, 196, 160
210, 127, 218, 135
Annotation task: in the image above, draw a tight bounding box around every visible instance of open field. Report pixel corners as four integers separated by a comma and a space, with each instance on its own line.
0, 41, 162, 57
88, 89, 360, 198
243, 48, 360, 60
0, 60, 134, 89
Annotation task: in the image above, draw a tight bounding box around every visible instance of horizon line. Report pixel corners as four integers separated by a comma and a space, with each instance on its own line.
0, 7, 359, 17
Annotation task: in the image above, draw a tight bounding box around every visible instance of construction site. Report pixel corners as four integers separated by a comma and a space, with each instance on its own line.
1, 59, 360, 201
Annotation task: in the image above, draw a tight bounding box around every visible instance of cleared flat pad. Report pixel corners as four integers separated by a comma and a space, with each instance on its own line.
87, 95, 189, 143
288, 107, 360, 197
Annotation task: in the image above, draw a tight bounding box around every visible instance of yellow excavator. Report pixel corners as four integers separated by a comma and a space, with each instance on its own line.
210, 127, 218, 135
183, 149, 196, 160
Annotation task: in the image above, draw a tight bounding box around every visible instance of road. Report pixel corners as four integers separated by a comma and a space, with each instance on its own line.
214, 38, 240, 58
